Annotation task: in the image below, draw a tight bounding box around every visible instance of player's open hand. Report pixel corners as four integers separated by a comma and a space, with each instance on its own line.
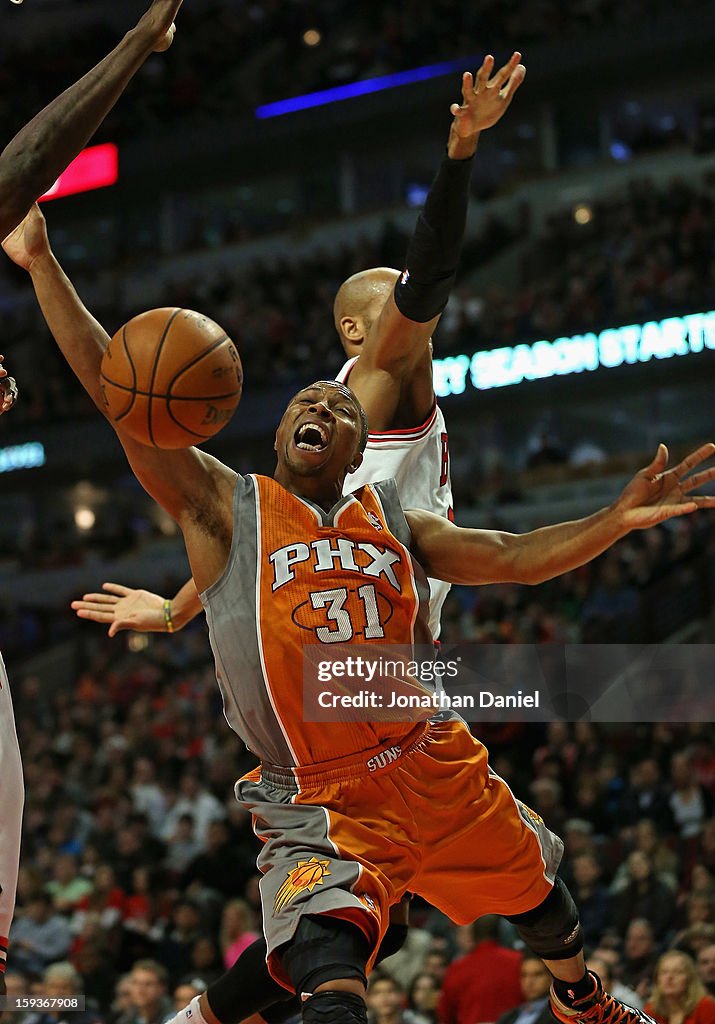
71, 582, 168, 636
614, 442, 715, 530
0, 356, 18, 415
450, 52, 526, 137
137, 0, 183, 53
2, 204, 50, 273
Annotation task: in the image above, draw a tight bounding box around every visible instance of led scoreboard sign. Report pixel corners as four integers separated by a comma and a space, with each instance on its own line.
433, 310, 715, 397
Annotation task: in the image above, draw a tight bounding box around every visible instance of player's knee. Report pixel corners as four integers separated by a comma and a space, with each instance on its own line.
281, 915, 370, 996
302, 991, 367, 1024
505, 877, 583, 960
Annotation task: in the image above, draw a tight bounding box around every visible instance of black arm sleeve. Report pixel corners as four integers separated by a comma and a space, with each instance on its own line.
393, 153, 475, 324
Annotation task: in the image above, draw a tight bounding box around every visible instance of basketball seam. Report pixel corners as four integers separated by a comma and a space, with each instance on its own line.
147, 308, 182, 447
163, 328, 239, 444
112, 325, 138, 423
95, 380, 240, 401
165, 333, 231, 395
164, 400, 215, 440
164, 388, 236, 443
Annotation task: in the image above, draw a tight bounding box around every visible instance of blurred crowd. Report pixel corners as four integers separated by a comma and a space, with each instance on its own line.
1, 0, 701, 146
5, 636, 715, 1023
440, 510, 714, 644
3, 170, 714, 433
0, 208, 520, 427
439, 173, 715, 355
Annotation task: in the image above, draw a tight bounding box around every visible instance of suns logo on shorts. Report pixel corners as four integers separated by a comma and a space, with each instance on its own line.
273, 857, 332, 913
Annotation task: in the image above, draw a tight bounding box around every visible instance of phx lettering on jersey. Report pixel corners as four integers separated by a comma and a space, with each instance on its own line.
269, 538, 403, 593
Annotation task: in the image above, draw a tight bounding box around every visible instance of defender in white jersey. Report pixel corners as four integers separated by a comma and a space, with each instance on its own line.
0, 654, 23, 985
335, 347, 452, 639
0, 363, 22, 990
63, 52, 527, 1024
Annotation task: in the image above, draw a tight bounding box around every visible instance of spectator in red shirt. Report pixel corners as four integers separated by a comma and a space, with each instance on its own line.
438, 917, 522, 1024
645, 951, 715, 1024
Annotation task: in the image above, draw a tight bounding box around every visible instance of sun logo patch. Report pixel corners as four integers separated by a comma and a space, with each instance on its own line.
273, 857, 332, 913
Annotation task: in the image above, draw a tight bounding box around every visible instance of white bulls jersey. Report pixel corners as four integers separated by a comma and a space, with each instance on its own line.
335, 356, 453, 639
0, 654, 23, 975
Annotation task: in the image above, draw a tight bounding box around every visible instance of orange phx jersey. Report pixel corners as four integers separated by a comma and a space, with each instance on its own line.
211, 486, 563, 991
200, 474, 433, 768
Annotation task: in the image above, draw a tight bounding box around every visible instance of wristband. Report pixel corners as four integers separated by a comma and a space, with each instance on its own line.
163, 599, 174, 633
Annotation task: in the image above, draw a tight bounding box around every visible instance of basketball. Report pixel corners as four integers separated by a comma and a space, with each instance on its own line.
100, 307, 242, 449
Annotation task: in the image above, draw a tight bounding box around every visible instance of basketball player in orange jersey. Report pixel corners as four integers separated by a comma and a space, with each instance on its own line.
6, 202, 715, 1024
65, 54, 527, 1024
70, 50, 527, 645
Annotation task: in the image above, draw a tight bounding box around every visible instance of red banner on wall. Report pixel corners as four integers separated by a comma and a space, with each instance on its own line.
39, 143, 118, 203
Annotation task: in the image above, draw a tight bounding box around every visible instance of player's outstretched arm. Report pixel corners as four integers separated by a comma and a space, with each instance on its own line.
348, 53, 525, 402
407, 443, 715, 586
3, 205, 128, 414
0, 356, 18, 415
72, 578, 203, 636
2, 206, 236, 595
0, 0, 182, 240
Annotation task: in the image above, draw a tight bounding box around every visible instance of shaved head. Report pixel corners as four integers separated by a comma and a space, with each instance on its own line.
333, 267, 400, 352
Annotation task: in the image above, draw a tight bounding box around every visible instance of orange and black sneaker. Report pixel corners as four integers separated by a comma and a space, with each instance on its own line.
550, 972, 657, 1024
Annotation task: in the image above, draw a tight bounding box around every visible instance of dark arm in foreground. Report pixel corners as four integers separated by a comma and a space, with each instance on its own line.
0, 0, 182, 239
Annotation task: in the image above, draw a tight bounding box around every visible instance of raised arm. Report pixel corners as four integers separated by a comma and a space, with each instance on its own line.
406, 443, 715, 586
72, 577, 203, 636
346, 53, 525, 422
2, 206, 236, 595
0, 0, 182, 239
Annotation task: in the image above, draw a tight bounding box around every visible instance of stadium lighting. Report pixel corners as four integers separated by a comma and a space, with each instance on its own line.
74, 507, 96, 531
433, 309, 715, 397
255, 58, 474, 118
0, 442, 45, 474
573, 203, 593, 224
39, 143, 118, 203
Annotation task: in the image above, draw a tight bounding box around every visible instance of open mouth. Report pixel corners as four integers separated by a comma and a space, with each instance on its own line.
294, 421, 329, 452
